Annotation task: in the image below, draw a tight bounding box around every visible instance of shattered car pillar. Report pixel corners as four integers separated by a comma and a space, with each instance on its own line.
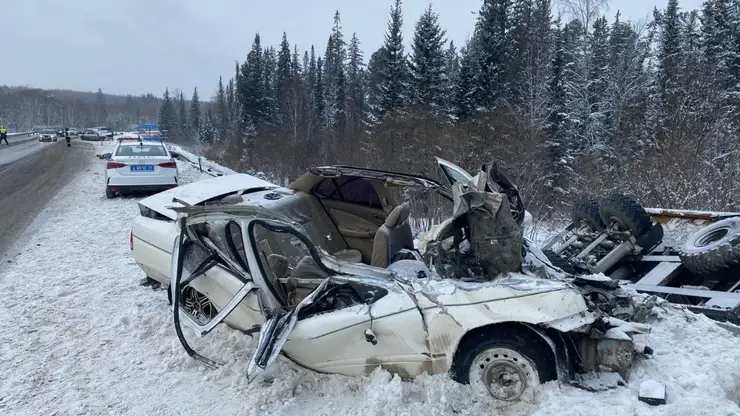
445, 167, 524, 278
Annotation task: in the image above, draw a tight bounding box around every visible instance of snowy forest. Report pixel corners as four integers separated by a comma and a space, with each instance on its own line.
0, 87, 161, 130
158, 0, 739, 218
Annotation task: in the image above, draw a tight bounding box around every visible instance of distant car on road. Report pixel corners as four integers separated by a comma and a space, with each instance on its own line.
38, 129, 58, 142
80, 129, 104, 141
94, 126, 115, 140
104, 137, 179, 198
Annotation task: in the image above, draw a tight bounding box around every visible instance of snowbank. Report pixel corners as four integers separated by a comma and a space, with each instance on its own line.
0, 149, 738, 415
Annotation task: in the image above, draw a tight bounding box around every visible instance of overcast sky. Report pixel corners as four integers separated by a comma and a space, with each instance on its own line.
1, 0, 703, 98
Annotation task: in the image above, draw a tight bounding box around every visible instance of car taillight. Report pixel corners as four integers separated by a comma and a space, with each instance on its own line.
130, 231, 134, 250
158, 160, 177, 168
107, 161, 126, 168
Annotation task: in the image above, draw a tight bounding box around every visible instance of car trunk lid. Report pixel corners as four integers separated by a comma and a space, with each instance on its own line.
137, 173, 278, 220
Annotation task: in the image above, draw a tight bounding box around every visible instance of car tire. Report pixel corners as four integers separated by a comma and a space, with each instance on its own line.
679, 217, 740, 278
541, 249, 577, 274
451, 327, 556, 402
572, 199, 605, 231
598, 193, 652, 238
105, 187, 115, 199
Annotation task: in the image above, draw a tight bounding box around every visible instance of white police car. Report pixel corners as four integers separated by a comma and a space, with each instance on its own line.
105, 136, 179, 198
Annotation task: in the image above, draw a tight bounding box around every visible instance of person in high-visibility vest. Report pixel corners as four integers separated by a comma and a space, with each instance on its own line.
0, 126, 8, 145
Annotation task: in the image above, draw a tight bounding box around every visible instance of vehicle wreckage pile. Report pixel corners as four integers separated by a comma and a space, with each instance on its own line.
131, 157, 740, 405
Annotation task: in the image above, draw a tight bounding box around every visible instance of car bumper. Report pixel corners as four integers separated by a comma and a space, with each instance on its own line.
107, 172, 178, 187
107, 184, 178, 194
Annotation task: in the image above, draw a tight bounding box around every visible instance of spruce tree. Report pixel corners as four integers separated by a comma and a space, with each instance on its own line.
189, 87, 201, 140
177, 91, 187, 141
276, 32, 293, 124
157, 88, 175, 137
216, 77, 228, 141
376, 0, 409, 120
347, 33, 366, 134
408, 4, 448, 116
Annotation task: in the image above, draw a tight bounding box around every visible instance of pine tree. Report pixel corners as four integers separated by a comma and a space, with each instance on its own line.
408, 4, 448, 116
276, 32, 293, 124
216, 77, 228, 141
95, 88, 107, 125
201, 108, 216, 144
313, 57, 326, 128
471, 0, 509, 108
157, 88, 175, 137
323, 11, 348, 128
376, 0, 409, 120
587, 16, 610, 149
177, 91, 187, 141
238, 33, 267, 128
454, 40, 479, 119
262, 46, 278, 124
546, 23, 569, 195
365, 47, 386, 125
445, 41, 460, 114
189, 87, 201, 140
659, 0, 682, 113
347, 33, 366, 135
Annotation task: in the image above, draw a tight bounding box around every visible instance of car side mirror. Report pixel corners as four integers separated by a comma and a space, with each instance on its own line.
101, 152, 112, 159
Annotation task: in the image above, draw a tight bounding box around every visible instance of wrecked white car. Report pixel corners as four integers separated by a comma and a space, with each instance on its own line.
134, 158, 652, 401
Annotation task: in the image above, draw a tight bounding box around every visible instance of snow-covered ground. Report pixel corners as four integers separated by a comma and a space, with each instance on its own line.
0, 144, 739, 415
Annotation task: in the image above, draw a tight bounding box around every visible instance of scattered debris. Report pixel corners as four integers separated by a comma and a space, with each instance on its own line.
573, 371, 626, 392
638, 379, 667, 405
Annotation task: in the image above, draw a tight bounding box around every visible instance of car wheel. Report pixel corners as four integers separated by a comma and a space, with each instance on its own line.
451, 327, 556, 402
181, 286, 217, 325
598, 193, 652, 238
572, 199, 605, 231
679, 217, 740, 279
105, 187, 115, 199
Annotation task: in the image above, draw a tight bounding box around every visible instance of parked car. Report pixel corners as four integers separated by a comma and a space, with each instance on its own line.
130, 158, 652, 402
38, 129, 57, 142
103, 137, 179, 198
80, 129, 103, 141
94, 126, 115, 140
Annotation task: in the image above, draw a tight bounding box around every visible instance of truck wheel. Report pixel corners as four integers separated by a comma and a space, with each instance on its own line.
541, 249, 577, 274
451, 327, 556, 402
572, 199, 605, 231
679, 217, 740, 278
598, 194, 652, 238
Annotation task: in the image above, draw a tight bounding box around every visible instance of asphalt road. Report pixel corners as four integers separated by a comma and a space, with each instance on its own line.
0, 138, 93, 259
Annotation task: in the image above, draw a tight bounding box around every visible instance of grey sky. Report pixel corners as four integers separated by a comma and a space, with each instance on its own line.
2, 0, 703, 98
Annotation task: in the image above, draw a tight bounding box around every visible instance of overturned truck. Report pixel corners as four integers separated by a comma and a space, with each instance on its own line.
541, 196, 740, 325
152, 158, 656, 402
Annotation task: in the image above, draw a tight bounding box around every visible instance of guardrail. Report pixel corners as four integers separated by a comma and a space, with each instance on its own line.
169, 150, 225, 178
8, 132, 33, 136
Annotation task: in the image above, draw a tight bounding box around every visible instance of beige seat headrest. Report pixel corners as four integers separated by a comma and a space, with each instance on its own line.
267, 253, 290, 279
384, 203, 411, 229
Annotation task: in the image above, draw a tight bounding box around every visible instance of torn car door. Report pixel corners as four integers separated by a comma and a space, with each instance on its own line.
170, 215, 261, 368
244, 218, 431, 380
247, 275, 434, 380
